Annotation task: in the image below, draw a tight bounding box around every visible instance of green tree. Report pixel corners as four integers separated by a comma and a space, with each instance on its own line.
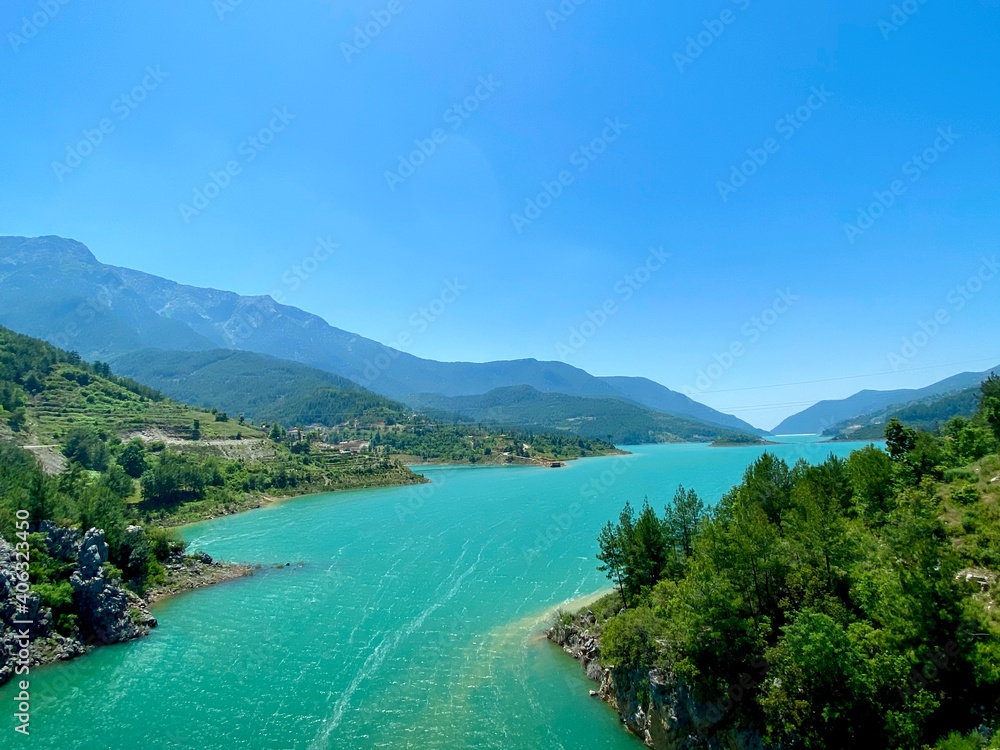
597, 520, 628, 604
760, 610, 871, 749
600, 606, 661, 671
665, 484, 704, 560
846, 444, 895, 521
885, 418, 916, 460
117, 439, 148, 479
63, 426, 110, 471
140, 452, 210, 506
628, 499, 669, 598
979, 373, 1000, 440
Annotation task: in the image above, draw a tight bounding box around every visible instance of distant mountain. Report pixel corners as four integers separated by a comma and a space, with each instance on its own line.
828, 385, 982, 441
599, 376, 766, 435
772, 368, 998, 435
109, 349, 415, 428
406, 386, 760, 445
0, 235, 753, 433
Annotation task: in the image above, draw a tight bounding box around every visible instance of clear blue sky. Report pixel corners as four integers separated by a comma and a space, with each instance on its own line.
1, 0, 997, 429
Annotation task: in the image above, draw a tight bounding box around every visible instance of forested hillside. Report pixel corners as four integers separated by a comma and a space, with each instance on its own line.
0, 325, 259, 446
406, 386, 763, 445
110, 348, 415, 428
557, 375, 1000, 749
830, 385, 982, 441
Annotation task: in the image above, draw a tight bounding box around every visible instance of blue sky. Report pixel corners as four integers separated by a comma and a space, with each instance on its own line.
1, 0, 998, 429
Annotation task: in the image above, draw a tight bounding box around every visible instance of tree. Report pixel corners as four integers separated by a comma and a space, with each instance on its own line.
665, 484, 705, 560
885, 419, 916, 460
628, 499, 669, 598
980, 373, 1000, 440
140, 452, 210, 506
846, 445, 895, 520
117, 439, 148, 478
100, 463, 135, 500
760, 610, 870, 749
76, 483, 127, 552
597, 501, 636, 607
63, 427, 110, 471
597, 520, 628, 604
600, 606, 661, 671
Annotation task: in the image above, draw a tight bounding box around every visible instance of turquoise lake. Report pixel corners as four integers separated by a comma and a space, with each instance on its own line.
3, 437, 878, 748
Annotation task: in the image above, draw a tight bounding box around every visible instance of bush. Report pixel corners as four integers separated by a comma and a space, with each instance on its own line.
145, 525, 186, 561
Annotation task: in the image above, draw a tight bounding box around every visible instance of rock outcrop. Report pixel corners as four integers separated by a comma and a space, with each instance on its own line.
69, 528, 157, 644
547, 610, 764, 750
0, 525, 155, 686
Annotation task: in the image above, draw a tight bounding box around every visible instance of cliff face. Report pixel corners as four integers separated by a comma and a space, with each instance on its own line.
0, 525, 157, 686
546, 611, 764, 750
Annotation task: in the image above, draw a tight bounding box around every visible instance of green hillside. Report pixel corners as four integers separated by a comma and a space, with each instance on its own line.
830, 385, 983, 441
110, 348, 414, 428
407, 385, 764, 445
568, 376, 1000, 749
108, 347, 623, 463
0, 327, 260, 445
0, 324, 424, 522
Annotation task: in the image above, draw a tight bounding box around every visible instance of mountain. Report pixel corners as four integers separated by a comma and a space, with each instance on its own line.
772, 367, 998, 435
109, 349, 759, 444
0, 235, 753, 431
109, 348, 415, 428
828, 385, 983, 441
599, 376, 766, 435
406, 386, 763, 445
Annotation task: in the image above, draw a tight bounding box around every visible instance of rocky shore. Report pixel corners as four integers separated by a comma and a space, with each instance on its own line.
0, 524, 253, 687
546, 608, 762, 750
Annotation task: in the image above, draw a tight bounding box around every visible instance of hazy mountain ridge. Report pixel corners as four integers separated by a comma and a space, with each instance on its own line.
0, 235, 758, 435
405, 385, 757, 444
826, 385, 983, 441
773, 367, 998, 435
599, 375, 766, 435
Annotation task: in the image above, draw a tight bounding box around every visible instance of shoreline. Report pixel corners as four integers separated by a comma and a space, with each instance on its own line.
0, 550, 260, 689
399, 446, 631, 468
157, 471, 431, 529
145, 556, 257, 605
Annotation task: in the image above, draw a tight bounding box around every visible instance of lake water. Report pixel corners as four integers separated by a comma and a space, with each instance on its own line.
4, 437, 877, 748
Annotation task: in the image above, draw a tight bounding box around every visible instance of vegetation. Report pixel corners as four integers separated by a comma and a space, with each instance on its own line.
709, 432, 772, 447
0, 325, 426, 524
369, 424, 619, 463
0, 325, 262, 444
828, 385, 983, 441
109, 348, 415, 428
0, 327, 435, 647
408, 385, 756, 444
110, 348, 625, 464
587, 375, 1000, 749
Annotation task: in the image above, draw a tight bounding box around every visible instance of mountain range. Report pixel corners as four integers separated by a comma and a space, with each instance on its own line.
772, 367, 998, 435
0, 236, 762, 437
3, 235, 993, 441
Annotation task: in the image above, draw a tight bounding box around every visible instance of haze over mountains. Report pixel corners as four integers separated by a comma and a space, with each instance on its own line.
772, 367, 998, 435
2, 235, 994, 440
0, 236, 761, 437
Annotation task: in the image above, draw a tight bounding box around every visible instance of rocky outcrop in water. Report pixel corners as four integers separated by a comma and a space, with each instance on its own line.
0, 525, 156, 686
547, 610, 763, 750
